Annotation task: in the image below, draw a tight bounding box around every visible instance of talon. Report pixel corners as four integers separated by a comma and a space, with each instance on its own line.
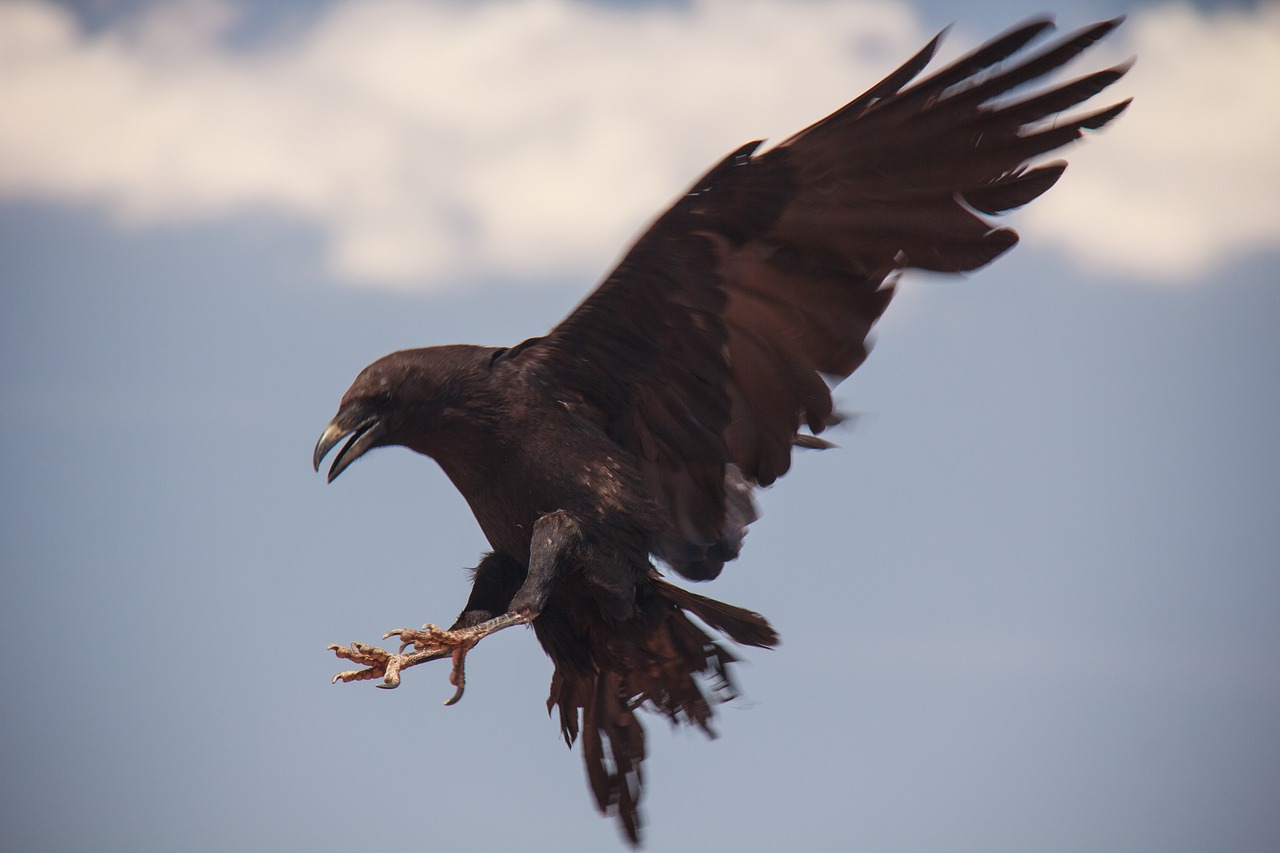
389, 625, 448, 653
327, 640, 397, 685
381, 628, 416, 652
381, 656, 405, 689
332, 666, 382, 684
441, 641, 474, 705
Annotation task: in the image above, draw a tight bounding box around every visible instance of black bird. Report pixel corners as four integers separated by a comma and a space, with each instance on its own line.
314, 17, 1130, 845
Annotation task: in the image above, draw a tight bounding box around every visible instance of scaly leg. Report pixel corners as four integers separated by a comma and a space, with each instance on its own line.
328, 511, 583, 703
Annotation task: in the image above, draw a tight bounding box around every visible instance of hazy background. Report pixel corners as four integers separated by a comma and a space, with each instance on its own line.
2, 1, 1278, 850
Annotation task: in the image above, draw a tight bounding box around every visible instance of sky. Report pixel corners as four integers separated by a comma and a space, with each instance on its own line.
1, 0, 1278, 851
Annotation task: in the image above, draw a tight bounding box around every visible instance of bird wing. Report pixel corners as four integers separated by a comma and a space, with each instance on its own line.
498, 17, 1131, 578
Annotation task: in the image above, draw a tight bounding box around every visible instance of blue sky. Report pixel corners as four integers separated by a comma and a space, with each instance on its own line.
2, 1, 1278, 851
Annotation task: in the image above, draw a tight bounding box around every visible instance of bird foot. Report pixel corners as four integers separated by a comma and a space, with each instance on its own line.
327, 624, 479, 705
327, 639, 449, 691
328, 611, 534, 705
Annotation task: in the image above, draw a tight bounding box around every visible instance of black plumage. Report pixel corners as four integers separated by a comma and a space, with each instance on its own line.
313, 17, 1130, 844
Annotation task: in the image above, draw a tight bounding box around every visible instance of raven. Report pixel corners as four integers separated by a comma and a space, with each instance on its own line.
314, 17, 1129, 844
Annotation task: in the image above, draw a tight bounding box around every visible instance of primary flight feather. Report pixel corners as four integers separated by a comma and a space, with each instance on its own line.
313, 16, 1130, 845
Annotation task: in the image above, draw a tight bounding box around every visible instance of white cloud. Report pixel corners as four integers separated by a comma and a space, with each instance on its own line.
1023, 3, 1280, 283
0, 0, 1275, 288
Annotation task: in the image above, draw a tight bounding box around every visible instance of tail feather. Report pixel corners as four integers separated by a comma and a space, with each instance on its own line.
655, 579, 780, 650
536, 581, 777, 846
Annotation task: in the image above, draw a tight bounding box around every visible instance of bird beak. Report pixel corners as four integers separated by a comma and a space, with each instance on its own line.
313, 416, 386, 483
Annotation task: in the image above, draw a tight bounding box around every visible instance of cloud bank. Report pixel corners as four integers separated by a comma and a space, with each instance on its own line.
1021, 2, 1280, 282
1, 0, 1276, 288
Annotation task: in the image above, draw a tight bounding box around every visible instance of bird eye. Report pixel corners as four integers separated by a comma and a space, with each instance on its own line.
376, 390, 393, 407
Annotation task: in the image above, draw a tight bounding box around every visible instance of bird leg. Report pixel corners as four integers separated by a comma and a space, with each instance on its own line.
329, 511, 583, 703
328, 611, 533, 705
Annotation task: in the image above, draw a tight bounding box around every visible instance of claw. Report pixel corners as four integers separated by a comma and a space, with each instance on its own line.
391, 624, 448, 652
332, 669, 370, 684
382, 654, 407, 689
327, 640, 396, 684
381, 628, 415, 653
443, 648, 468, 705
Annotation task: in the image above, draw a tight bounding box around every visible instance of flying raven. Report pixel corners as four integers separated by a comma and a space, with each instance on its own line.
314, 17, 1130, 844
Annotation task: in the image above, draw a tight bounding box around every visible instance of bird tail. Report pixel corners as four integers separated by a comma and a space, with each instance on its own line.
535, 579, 778, 846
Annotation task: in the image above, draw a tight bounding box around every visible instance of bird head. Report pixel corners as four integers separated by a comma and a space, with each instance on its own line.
312, 355, 402, 483
313, 345, 494, 482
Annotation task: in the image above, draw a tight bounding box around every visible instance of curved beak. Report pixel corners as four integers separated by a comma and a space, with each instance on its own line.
313, 417, 386, 483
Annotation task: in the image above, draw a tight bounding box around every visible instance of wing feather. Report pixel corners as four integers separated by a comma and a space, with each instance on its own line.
500, 17, 1130, 579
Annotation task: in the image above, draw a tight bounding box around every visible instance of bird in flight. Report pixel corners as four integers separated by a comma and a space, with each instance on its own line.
313, 16, 1130, 845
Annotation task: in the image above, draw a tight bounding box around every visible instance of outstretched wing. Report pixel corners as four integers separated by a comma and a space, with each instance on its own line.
500, 17, 1131, 579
